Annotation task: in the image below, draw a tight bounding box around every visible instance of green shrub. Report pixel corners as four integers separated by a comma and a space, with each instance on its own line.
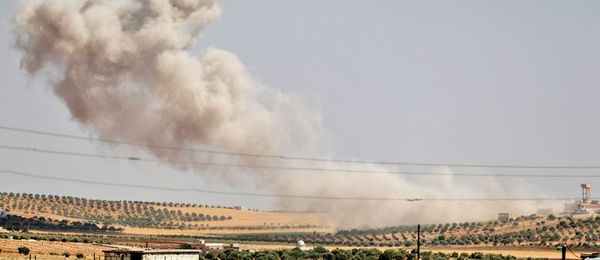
17, 246, 30, 255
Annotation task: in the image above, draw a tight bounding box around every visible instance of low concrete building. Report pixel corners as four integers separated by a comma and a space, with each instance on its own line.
103, 249, 201, 260
189, 240, 240, 251
203, 243, 224, 250
498, 212, 509, 222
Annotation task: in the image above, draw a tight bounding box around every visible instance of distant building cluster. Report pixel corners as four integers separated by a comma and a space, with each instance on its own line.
563, 184, 600, 215
103, 240, 242, 259
498, 184, 600, 219
104, 249, 201, 260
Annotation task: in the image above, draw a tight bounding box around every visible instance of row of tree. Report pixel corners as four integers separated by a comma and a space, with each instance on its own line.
225, 216, 600, 249
0, 192, 251, 210
0, 215, 122, 233
202, 247, 525, 260
0, 192, 235, 229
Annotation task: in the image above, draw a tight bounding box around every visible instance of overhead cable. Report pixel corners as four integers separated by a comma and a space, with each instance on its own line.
2, 125, 600, 169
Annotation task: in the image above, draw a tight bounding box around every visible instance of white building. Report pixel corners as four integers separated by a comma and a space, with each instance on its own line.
204, 243, 224, 250
190, 240, 240, 251
103, 249, 201, 260
296, 240, 308, 251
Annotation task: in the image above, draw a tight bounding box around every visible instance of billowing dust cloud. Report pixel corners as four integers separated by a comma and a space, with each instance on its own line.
12, 0, 551, 228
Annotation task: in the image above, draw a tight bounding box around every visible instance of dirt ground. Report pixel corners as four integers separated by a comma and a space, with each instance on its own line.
123, 226, 334, 236
11, 204, 332, 232
0, 239, 112, 259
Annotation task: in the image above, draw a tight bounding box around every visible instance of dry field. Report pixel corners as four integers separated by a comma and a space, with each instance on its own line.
17, 207, 331, 231
160, 206, 330, 228
0, 192, 332, 235
18, 208, 332, 235
0, 238, 111, 259
123, 226, 334, 236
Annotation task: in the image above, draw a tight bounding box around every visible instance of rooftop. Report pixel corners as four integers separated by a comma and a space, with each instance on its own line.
103, 249, 201, 254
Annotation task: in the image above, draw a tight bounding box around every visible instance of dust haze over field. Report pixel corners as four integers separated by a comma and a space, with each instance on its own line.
12, 0, 551, 228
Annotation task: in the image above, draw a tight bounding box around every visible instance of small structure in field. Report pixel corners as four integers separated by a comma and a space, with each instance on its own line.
296, 240, 307, 251
103, 249, 201, 260
189, 240, 240, 251
498, 212, 509, 222
204, 243, 224, 250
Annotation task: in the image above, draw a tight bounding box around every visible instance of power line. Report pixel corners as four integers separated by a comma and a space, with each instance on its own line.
0, 169, 581, 202
2, 144, 600, 178
1, 125, 600, 169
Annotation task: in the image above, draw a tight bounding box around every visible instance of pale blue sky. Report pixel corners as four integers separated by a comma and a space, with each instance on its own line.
1, 1, 600, 209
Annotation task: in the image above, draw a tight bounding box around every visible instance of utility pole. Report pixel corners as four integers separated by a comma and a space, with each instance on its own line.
561, 243, 566, 260
313, 231, 316, 249
417, 224, 420, 260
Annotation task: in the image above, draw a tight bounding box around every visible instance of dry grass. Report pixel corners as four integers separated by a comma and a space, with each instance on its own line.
123, 226, 334, 236
0, 238, 111, 259
163, 206, 330, 227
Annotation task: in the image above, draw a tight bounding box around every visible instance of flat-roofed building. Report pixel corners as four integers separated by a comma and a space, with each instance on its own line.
498, 212, 509, 222
103, 249, 201, 260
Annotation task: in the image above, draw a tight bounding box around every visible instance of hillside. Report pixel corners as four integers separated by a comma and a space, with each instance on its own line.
3, 191, 600, 251
0, 192, 330, 234
230, 214, 600, 250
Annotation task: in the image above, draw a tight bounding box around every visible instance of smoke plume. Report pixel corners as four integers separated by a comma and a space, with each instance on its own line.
13, 0, 549, 228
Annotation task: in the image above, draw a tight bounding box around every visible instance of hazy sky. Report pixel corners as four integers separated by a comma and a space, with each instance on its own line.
1, 1, 600, 210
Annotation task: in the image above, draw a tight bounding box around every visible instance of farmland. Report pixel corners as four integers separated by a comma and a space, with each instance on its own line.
2, 192, 600, 259
3, 192, 600, 250
0, 192, 331, 235
0, 238, 110, 259
0, 238, 536, 260
232, 214, 600, 250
